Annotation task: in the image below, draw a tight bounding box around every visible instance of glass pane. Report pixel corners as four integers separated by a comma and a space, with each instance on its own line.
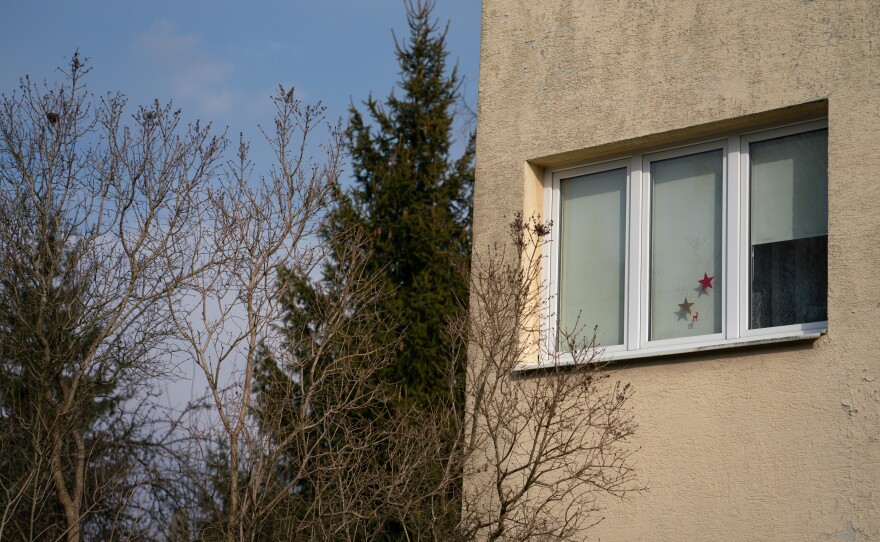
750, 129, 828, 329
650, 149, 723, 341
558, 168, 627, 349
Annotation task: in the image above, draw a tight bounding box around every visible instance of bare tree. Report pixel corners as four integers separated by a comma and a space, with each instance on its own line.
163, 87, 388, 541
0, 54, 639, 542
0, 53, 225, 542
0, 53, 445, 542
228, 212, 642, 542
170, 87, 452, 542
446, 214, 641, 542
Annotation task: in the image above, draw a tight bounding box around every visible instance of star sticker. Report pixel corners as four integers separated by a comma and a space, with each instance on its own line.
678, 297, 694, 315
698, 272, 714, 292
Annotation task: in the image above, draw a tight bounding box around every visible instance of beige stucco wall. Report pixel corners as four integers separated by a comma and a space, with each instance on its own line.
473, 0, 880, 539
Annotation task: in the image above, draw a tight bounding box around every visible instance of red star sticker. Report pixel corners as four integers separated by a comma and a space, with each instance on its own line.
698, 272, 714, 292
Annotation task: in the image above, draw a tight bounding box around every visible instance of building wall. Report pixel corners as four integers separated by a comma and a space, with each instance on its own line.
473, 0, 879, 539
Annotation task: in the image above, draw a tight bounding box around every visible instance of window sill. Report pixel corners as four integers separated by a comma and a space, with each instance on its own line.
514, 328, 826, 372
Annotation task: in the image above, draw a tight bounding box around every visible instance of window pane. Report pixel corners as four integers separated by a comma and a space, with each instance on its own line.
558, 168, 626, 349
750, 129, 828, 328
650, 150, 723, 341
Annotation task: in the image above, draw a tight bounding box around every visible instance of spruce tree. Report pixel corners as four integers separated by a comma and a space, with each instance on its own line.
249, 2, 473, 537
333, 0, 474, 406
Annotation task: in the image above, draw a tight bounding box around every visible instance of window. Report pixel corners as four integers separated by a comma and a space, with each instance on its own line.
545, 120, 828, 362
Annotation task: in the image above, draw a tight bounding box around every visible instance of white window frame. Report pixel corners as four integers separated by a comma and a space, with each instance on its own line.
536, 119, 828, 369
738, 121, 830, 339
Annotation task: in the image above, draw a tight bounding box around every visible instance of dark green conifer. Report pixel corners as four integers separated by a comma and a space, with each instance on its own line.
250, 2, 473, 537
334, 0, 474, 406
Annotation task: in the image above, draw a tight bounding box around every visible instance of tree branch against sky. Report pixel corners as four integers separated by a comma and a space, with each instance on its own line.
0, 53, 226, 542
0, 1, 480, 175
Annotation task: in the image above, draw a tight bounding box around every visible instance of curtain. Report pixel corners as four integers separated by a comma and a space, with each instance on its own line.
558, 167, 627, 348
650, 149, 724, 341
750, 129, 828, 328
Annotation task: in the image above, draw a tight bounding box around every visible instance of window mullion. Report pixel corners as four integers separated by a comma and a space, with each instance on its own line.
726, 136, 741, 339
638, 155, 652, 349
626, 156, 642, 351
738, 139, 751, 337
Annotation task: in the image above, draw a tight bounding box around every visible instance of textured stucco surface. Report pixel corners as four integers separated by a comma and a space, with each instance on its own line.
472, 0, 880, 539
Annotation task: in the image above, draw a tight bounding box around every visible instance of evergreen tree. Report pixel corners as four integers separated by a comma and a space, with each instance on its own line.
333, 0, 474, 406
247, 2, 473, 537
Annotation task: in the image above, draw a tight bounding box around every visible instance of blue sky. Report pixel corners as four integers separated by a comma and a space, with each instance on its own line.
0, 1, 482, 403
0, 1, 481, 170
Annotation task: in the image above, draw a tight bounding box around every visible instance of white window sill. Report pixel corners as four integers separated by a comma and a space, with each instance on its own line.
514, 328, 826, 372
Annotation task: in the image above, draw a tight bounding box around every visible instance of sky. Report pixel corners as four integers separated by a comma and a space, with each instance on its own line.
0, 0, 482, 170
0, 1, 482, 405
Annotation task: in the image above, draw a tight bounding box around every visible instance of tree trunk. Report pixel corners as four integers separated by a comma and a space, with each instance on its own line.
50, 428, 81, 542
